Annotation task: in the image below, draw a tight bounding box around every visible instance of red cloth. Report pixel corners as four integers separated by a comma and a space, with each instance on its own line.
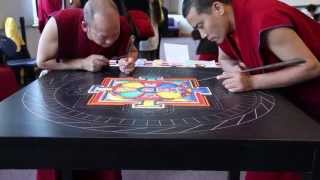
220, 0, 320, 120
54, 8, 131, 60
37, 169, 121, 180
245, 172, 302, 180
37, 169, 58, 180
198, 53, 218, 62
0, 66, 19, 101
38, 0, 62, 32
128, 10, 155, 39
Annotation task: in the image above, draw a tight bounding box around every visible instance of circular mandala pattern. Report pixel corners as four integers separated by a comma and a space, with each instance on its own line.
22, 68, 276, 134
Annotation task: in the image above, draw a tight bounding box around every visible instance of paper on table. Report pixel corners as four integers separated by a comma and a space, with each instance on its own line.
164, 43, 190, 66
189, 60, 220, 68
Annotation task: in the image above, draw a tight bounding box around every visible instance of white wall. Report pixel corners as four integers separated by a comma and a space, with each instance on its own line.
26, 27, 41, 58
164, 0, 320, 35
163, 0, 181, 14
0, 0, 34, 29
164, 0, 320, 14
280, 0, 320, 6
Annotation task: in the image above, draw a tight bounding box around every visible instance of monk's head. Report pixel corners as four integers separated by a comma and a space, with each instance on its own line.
183, 0, 234, 44
82, 0, 120, 47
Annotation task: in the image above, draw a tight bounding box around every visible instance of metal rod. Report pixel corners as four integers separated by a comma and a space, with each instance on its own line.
241, 59, 306, 73
198, 59, 306, 81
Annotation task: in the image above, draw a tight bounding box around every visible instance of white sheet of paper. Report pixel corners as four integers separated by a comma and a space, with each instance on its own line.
164, 43, 190, 66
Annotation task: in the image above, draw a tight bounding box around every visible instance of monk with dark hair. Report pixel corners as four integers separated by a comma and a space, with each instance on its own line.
306, 4, 318, 18
183, 0, 320, 180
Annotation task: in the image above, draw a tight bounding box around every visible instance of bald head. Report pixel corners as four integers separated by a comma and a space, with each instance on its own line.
84, 0, 119, 26
82, 0, 121, 48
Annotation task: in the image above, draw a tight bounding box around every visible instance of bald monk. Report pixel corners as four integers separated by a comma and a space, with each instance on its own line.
183, 0, 320, 180
37, 0, 137, 75
36, 0, 138, 179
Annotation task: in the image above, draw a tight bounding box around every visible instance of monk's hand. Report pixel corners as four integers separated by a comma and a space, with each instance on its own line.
216, 72, 253, 92
118, 56, 136, 74
82, 55, 109, 72
226, 63, 247, 73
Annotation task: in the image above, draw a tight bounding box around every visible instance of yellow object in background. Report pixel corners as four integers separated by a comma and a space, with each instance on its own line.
5, 17, 25, 52
159, 0, 165, 23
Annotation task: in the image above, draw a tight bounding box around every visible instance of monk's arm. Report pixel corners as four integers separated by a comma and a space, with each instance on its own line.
218, 47, 241, 72
36, 18, 92, 71
118, 39, 138, 74
36, 18, 83, 70
128, 43, 138, 61
249, 27, 320, 89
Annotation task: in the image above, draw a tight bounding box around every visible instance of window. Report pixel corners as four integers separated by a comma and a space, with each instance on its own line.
32, 0, 38, 26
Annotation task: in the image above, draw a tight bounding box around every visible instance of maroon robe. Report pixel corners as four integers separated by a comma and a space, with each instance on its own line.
38, 0, 62, 32
220, 0, 320, 121
219, 0, 320, 180
37, 8, 133, 180
0, 66, 19, 101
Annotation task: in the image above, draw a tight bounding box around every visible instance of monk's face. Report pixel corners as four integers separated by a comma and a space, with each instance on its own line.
186, 3, 230, 44
86, 13, 121, 48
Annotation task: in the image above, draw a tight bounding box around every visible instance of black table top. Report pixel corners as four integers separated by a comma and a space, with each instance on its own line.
0, 67, 320, 171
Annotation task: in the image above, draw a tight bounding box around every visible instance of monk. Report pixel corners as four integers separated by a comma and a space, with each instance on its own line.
36, 0, 138, 179
37, 0, 137, 75
183, 0, 320, 180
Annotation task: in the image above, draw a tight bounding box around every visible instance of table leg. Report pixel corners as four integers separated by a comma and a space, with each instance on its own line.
20, 68, 24, 85
59, 169, 73, 180
228, 170, 240, 180
312, 148, 320, 180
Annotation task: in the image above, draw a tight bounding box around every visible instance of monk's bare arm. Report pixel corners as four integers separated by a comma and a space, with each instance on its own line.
36, 18, 108, 72
119, 39, 138, 74
36, 18, 84, 70
218, 47, 241, 72
250, 27, 320, 89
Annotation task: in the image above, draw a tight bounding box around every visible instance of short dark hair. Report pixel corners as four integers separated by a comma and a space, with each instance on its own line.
306, 4, 317, 13
182, 0, 231, 17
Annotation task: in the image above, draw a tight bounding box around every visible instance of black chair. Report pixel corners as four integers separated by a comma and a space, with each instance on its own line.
0, 35, 36, 67
0, 34, 17, 63
0, 17, 37, 85
4, 17, 36, 68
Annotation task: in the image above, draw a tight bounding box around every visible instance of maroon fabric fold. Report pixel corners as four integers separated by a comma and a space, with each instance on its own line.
38, 0, 62, 32
0, 66, 19, 101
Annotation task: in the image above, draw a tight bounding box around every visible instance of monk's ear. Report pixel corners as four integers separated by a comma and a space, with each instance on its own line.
81, 21, 88, 32
211, 1, 225, 16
